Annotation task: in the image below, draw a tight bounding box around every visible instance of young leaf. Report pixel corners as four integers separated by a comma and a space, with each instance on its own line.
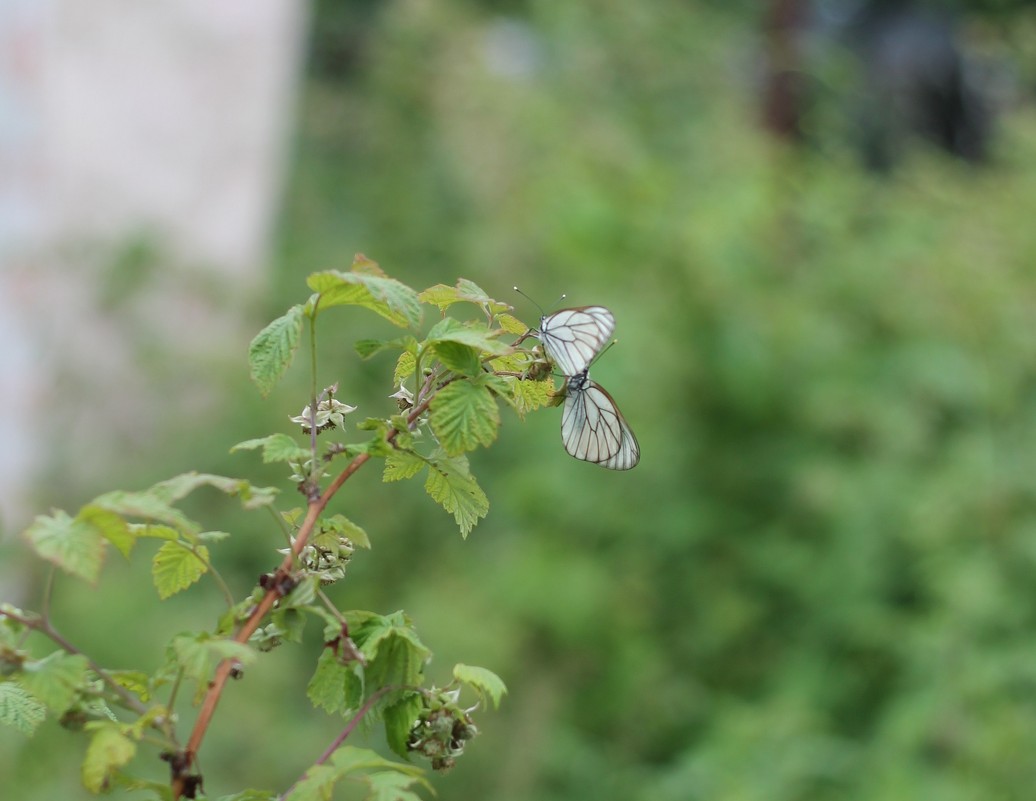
231, 434, 311, 464
308, 264, 422, 329
383, 692, 423, 759
91, 489, 197, 534
319, 515, 372, 550
424, 455, 489, 537
504, 376, 557, 420
455, 278, 510, 315
215, 791, 280, 801
394, 351, 416, 385
17, 652, 90, 714
360, 621, 431, 693
249, 304, 304, 397
170, 633, 256, 695
152, 542, 210, 600
23, 511, 106, 583
418, 283, 462, 311
496, 312, 530, 335
82, 723, 137, 793
356, 336, 419, 360
0, 683, 46, 735
383, 450, 426, 483
365, 771, 429, 801
429, 381, 500, 455
330, 745, 427, 777
77, 505, 134, 559
453, 664, 507, 709
307, 647, 363, 715
432, 341, 483, 376
425, 317, 511, 357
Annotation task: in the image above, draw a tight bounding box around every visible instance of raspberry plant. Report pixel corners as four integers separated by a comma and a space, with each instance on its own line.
1, 256, 560, 800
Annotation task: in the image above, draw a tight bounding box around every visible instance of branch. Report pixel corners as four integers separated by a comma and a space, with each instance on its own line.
174, 397, 435, 799
280, 685, 403, 800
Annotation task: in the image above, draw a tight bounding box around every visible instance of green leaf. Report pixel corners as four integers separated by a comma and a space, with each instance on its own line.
418, 283, 462, 311
17, 652, 90, 714
77, 505, 135, 559
430, 381, 500, 455
360, 619, 431, 692
215, 791, 279, 801
453, 663, 507, 709
432, 341, 483, 376
317, 515, 372, 550
82, 723, 136, 793
355, 336, 418, 360
425, 317, 511, 357
23, 510, 106, 583
0, 683, 46, 735
424, 454, 489, 537
383, 450, 426, 483
307, 647, 363, 715
504, 376, 557, 420
393, 351, 416, 386
231, 434, 311, 464
91, 490, 196, 534
249, 304, 304, 397
331, 745, 427, 777
152, 541, 210, 599
170, 633, 256, 700
366, 771, 429, 801
496, 312, 530, 335
308, 261, 422, 329
383, 692, 423, 759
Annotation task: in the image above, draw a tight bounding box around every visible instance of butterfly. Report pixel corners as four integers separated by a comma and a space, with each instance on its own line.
561, 368, 640, 470
536, 306, 615, 377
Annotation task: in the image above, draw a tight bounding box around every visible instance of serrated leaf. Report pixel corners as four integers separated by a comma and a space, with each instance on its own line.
0, 683, 47, 735
366, 771, 429, 801
82, 723, 137, 793
383, 692, 423, 759
91, 490, 196, 534
78, 506, 135, 559
249, 304, 304, 397
356, 336, 419, 361
430, 381, 500, 455
418, 283, 461, 311
231, 434, 311, 464
152, 541, 210, 599
394, 351, 416, 386
505, 376, 557, 420
23, 511, 106, 583
331, 746, 427, 778
308, 265, 422, 329
17, 652, 90, 714
424, 455, 489, 537
432, 341, 482, 376
307, 648, 363, 715
170, 633, 256, 691
496, 312, 530, 335
383, 450, 426, 483
425, 317, 511, 357
319, 515, 371, 549
361, 625, 431, 693
453, 663, 507, 709
215, 791, 279, 801
132, 524, 180, 541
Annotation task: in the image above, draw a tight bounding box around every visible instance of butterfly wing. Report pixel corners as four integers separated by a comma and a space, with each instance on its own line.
561, 371, 640, 470
538, 306, 615, 376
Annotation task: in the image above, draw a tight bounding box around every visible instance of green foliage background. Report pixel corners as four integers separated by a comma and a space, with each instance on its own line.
6, 1, 1036, 799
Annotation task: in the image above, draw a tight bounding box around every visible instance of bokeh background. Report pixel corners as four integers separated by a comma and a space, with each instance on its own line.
4, 1, 1036, 798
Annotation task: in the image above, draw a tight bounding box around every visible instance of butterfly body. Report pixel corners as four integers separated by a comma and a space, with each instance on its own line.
537, 306, 615, 377
562, 369, 640, 470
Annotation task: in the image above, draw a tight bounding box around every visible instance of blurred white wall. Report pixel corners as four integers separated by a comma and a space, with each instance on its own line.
0, 0, 308, 535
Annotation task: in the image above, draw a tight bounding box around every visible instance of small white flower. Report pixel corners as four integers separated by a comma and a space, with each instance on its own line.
290, 397, 357, 432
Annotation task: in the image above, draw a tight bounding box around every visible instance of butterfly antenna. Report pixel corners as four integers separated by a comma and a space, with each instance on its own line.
588, 339, 619, 369
513, 286, 545, 315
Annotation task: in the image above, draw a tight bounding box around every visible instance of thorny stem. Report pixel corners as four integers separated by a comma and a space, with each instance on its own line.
174, 333, 534, 798
174, 394, 436, 799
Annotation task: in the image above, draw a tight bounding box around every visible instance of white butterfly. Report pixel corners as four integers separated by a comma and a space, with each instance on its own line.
561, 369, 640, 470
537, 306, 615, 377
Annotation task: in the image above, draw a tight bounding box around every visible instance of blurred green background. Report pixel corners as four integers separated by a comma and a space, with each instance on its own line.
6, 1, 1036, 799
